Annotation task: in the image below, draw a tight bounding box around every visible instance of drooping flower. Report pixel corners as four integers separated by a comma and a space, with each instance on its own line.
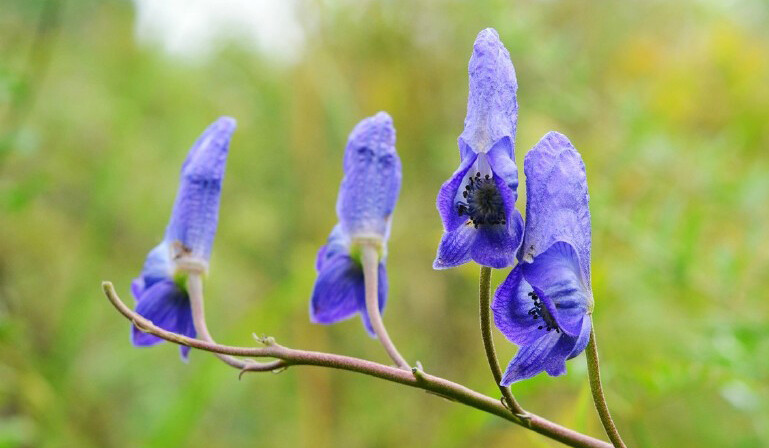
310, 112, 401, 335
492, 132, 594, 384
434, 28, 524, 269
131, 117, 235, 359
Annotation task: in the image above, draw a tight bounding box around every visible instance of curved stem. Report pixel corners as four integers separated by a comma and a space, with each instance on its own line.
103, 281, 611, 448
186, 273, 285, 371
478, 266, 526, 416
360, 244, 410, 370
585, 327, 627, 448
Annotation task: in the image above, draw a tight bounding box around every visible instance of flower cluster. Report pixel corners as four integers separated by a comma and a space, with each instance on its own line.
111, 23, 630, 448
128, 28, 593, 386
433, 29, 594, 383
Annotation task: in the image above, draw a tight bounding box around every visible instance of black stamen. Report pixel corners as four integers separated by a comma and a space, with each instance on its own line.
527, 290, 560, 333
455, 171, 506, 229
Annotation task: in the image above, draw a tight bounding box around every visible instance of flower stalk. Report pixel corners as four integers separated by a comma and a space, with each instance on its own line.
478, 266, 526, 417
585, 327, 627, 448
361, 243, 410, 370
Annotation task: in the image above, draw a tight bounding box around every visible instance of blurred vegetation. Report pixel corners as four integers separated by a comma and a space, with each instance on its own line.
2, 0, 769, 447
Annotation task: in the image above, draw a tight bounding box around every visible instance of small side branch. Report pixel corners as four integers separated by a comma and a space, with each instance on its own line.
360, 244, 410, 370
102, 281, 612, 448
186, 273, 285, 372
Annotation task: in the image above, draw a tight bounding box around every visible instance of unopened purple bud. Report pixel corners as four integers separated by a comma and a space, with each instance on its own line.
337, 111, 402, 242
165, 116, 235, 263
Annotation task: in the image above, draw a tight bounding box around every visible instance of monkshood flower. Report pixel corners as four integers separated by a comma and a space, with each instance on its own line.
131, 117, 235, 359
434, 28, 524, 269
492, 132, 593, 384
310, 112, 401, 335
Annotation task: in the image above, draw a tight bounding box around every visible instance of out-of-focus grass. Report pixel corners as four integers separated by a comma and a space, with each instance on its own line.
1, 0, 769, 447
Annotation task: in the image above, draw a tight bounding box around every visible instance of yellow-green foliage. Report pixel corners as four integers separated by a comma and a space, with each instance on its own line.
1, 1, 768, 447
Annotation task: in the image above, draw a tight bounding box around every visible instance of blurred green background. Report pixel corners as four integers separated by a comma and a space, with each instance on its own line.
2, 0, 769, 447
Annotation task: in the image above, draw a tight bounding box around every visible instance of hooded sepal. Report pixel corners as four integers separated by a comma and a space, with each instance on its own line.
520, 132, 591, 286
165, 116, 236, 262
458, 28, 518, 155
337, 112, 402, 240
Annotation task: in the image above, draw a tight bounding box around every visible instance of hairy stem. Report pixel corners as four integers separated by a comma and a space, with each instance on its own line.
478, 266, 526, 416
103, 281, 611, 448
586, 327, 627, 448
360, 244, 410, 370
187, 273, 286, 371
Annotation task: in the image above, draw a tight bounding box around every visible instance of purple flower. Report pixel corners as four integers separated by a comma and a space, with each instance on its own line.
492, 132, 593, 384
310, 112, 401, 335
131, 117, 235, 359
434, 28, 524, 269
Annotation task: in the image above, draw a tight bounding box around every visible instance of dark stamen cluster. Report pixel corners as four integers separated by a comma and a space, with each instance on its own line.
527, 291, 560, 333
456, 172, 506, 228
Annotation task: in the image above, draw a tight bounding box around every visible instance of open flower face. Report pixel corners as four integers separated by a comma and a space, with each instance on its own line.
310, 112, 401, 335
131, 117, 235, 359
492, 132, 594, 384
434, 28, 524, 269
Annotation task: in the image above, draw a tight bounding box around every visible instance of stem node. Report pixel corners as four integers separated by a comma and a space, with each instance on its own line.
411, 364, 427, 382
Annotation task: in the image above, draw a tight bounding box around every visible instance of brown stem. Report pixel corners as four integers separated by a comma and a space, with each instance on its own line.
103, 281, 611, 448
